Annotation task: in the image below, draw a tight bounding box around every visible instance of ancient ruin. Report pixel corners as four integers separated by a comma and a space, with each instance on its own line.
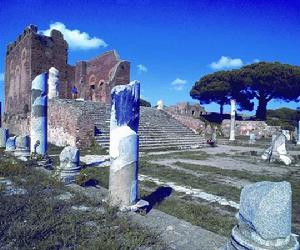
5, 136, 16, 152
57, 146, 81, 183
0, 128, 9, 148
14, 135, 30, 160
229, 99, 236, 141
261, 132, 292, 165
298, 121, 300, 145
48, 67, 60, 99
30, 72, 48, 156
226, 181, 299, 250
4, 25, 130, 136
109, 80, 140, 207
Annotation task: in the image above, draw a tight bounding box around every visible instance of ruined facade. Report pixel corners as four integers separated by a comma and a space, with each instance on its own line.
167, 102, 206, 118
4, 25, 130, 135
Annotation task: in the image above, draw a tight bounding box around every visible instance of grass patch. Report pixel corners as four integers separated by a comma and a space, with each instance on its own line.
0, 154, 163, 249
154, 197, 235, 237
76, 166, 110, 189
174, 161, 283, 183
140, 161, 241, 202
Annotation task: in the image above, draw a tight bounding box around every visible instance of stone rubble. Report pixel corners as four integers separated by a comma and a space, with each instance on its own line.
261, 132, 293, 165
225, 181, 299, 250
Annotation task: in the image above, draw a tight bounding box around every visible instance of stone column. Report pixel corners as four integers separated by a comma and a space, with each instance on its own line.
30, 72, 48, 156
157, 99, 164, 110
15, 135, 30, 159
229, 99, 236, 141
58, 146, 80, 184
0, 128, 9, 148
225, 181, 299, 250
5, 136, 16, 152
48, 67, 60, 99
109, 80, 140, 208
297, 121, 300, 145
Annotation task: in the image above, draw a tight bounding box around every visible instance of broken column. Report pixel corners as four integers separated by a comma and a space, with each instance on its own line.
109, 80, 140, 208
14, 135, 30, 159
0, 128, 9, 148
248, 133, 256, 144
30, 72, 48, 156
156, 99, 164, 110
229, 99, 236, 141
297, 121, 300, 145
261, 133, 292, 165
57, 146, 81, 184
48, 67, 60, 99
5, 136, 16, 152
225, 181, 299, 250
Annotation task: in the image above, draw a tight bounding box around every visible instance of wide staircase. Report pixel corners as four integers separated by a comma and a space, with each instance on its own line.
91, 105, 207, 151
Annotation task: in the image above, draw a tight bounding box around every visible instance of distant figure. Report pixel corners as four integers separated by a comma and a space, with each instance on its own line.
207, 139, 215, 147
71, 86, 78, 99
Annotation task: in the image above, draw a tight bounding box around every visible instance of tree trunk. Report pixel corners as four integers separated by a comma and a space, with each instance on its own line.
256, 98, 268, 120
220, 104, 224, 120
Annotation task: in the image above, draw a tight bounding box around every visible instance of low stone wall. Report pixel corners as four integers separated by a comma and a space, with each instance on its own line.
48, 99, 99, 148
166, 111, 205, 133
4, 99, 102, 148
4, 114, 30, 136
221, 120, 281, 138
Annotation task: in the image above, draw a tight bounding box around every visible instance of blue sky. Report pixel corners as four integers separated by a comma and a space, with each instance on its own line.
0, 0, 299, 114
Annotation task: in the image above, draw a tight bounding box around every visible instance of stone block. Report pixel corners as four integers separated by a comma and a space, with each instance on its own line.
0, 128, 9, 148
225, 181, 299, 250
58, 146, 81, 184
5, 136, 16, 151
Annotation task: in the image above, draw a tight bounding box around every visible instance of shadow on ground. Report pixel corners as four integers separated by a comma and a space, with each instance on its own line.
142, 186, 173, 213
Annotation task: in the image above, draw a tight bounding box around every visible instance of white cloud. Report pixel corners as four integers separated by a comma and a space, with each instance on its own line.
171, 78, 187, 91
253, 58, 260, 63
0, 73, 4, 81
41, 22, 107, 50
137, 64, 148, 73
210, 56, 244, 70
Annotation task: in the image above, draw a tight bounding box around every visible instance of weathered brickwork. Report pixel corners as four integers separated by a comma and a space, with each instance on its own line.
4, 25, 130, 138
74, 51, 130, 103
167, 102, 206, 118
221, 120, 281, 138
48, 99, 99, 148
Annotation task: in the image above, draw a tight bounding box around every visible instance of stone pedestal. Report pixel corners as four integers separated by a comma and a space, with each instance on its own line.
109, 80, 140, 208
0, 128, 9, 148
157, 99, 164, 110
282, 129, 291, 141
57, 146, 80, 184
48, 67, 60, 99
229, 99, 236, 141
30, 72, 48, 156
225, 181, 299, 250
5, 136, 16, 152
248, 133, 256, 144
262, 133, 292, 165
14, 135, 30, 160
297, 121, 300, 145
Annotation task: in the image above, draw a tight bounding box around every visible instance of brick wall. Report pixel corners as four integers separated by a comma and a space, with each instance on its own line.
221, 120, 281, 138
48, 99, 98, 148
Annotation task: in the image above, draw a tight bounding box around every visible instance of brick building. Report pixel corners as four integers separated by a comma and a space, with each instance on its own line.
4, 24, 130, 134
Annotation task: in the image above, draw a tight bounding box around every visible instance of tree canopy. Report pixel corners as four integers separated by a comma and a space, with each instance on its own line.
190, 70, 254, 116
239, 62, 300, 119
190, 62, 300, 120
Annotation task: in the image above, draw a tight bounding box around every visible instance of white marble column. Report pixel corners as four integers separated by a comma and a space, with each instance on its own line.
109, 80, 140, 208
229, 99, 236, 141
30, 72, 48, 156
